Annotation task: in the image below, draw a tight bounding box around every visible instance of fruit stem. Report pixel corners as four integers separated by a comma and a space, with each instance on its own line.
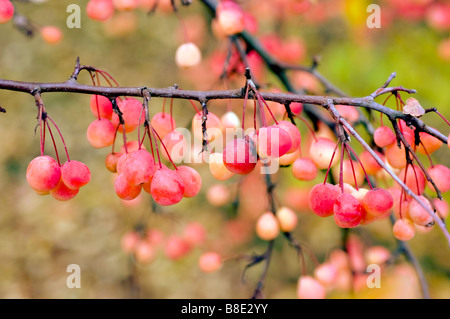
322, 140, 340, 186
149, 125, 162, 169
345, 143, 373, 190
47, 115, 70, 163
294, 114, 317, 142
152, 125, 178, 170
44, 119, 61, 166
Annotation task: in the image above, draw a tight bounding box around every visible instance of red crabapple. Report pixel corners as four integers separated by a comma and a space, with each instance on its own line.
120, 140, 144, 154
408, 196, 434, 226
358, 150, 383, 175
26, 156, 61, 192
257, 125, 292, 158
223, 137, 257, 175
333, 193, 363, 228
50, 179, 79, 201
256, 212, 280, 241
86, 0, 114, 21
176, 166, 202, 198
175, 42, 202, 68
314, 263, 338, 287
90, 95, 114, 120
134, 240, 156, 264
427, 164, 450, 193
290, 102, 303, 115
87, 118, 116, 148
393, 218, 415, 241
385, 143, 407, 169
365, 246, 391, 265
0, 0, 14, 24
161, 130, 187, 163
121, 149, 155, 186
209, 153, 234, 181
114, 173, 142, 200
105, 153, 123, 172
275, 206, 298, 232
362, 188, 394, 218
292, 157, 317, 181
433, 198, 449, 220
150, 168, 185, 206
183, 222, 206, 247
216, 0, 245, 36
113, 0, 139, 11
165, 235, 191, 260
309, 137, 339, 169
61, 160, 91, 189
198, 252, 222, 273
297, 276, 326, 299
308, 183, 341, 217
151, 112, 176, 139
278, 147, 300, 166
374, 126, 396, 148
220, 111, 241, 130
111, 98, 145, 133
121, 231, 140, 254
192, 111, 222, 142
416, 132, 443, 155
206, 183, 231, 207
275, 120, 301, 154
40, 26, 63, 44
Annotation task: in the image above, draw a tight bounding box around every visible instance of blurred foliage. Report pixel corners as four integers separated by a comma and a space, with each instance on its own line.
0, 0, 449, 299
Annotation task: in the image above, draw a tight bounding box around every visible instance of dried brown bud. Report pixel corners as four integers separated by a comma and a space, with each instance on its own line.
403, 98, 425, 117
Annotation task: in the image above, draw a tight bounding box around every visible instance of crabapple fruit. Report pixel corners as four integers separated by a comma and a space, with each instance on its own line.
0, 0, 14, 24
50, 179, 80, 201
86, 0, 114, 21
275, 206, 298, 232
40, 26, 63, 44
297, 276, 326, 299
90, 95, 114, 120
308, 183, 341, 217
61, 160, 91, 189
393, 218, 415, 241
362, 188, 394, 218
26, 155, 61, 192
374, 126, 396, 148
175, 42, 202, 68
114, 173, 142, 200
176, 166, 202, 198
292, 157, 317, 181
333, 193, 363, 228
408, 196, 434, 226
223, 137, 257, 175
256, 212, 280, 241
256, 125, 292, 158
121, 149, 155, 186
150, 168, 185, 206
198, 252, 222, 273
86, 118, 116, 148
309, 137, 339, 169
209, 153, 234, 181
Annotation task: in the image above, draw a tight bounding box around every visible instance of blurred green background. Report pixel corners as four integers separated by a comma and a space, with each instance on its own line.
0, 0, 449, 299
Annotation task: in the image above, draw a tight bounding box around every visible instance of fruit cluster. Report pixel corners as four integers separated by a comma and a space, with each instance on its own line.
297, 235, 392, 299
121, 222, 222, 273
26, 156, 91, 201
88, 92, 202, 206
